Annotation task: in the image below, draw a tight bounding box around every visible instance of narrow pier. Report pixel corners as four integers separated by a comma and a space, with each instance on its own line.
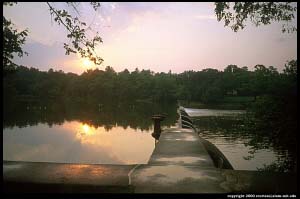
131, 126, 227, 193
3, 107, 297, 193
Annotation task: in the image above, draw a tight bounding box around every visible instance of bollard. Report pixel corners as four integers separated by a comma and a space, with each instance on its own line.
151, 114, 166, 140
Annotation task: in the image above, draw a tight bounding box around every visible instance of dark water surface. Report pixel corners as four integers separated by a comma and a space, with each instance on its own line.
3, 103, 293, 170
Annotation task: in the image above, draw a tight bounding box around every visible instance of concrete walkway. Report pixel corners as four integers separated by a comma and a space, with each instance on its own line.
131, 127, 227, 193
131, 127, 297, 193
148, 128, 215, 167
3, 161, 135, 193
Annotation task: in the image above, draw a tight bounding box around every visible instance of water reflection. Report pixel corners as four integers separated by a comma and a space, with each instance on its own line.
81, 124, 92, 135
3, 102, 178, 131
3, 102, 178, 165
4, 103, 294, 171
199, 134, 279, 170
188, 110, 294, 171
4, 121, 157, 164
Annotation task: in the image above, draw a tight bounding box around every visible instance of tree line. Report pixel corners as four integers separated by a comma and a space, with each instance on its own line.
3, 60, 296, 108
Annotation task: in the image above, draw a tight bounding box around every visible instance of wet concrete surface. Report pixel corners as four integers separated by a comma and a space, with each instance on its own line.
4, 161, 136, 193
148, 128, 215, 167
131, 165, 226, 193
131, 165, 297, 193
131, 128, 224, 193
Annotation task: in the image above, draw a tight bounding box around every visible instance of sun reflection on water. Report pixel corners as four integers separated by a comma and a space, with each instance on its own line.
82, 124, 92, 135
75, 123, 97, 140
3, 121, 155, 164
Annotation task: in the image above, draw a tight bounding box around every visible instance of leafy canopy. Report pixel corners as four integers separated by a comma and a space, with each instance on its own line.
47, 2, 103, 65
215, 2, 297, 33
3, 15, 28, 73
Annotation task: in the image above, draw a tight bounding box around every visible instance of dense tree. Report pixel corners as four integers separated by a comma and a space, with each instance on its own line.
4, 61, 296, 108
3, 14, 28, 75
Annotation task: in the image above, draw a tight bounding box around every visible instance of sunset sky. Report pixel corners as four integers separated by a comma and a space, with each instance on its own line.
3, 2, 297, 74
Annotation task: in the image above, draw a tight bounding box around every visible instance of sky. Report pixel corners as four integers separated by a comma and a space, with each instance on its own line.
3, 2, 297, 74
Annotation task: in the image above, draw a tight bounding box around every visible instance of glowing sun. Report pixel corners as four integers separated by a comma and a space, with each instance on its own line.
82, 59, 95, 69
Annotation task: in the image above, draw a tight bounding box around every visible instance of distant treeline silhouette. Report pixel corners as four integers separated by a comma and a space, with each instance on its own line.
3, 61, 296, 106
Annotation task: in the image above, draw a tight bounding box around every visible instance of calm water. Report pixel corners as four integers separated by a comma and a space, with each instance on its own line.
3, 103, 292, 170
4, 121, 155, 164
3, 102, 178, 164
184, 108, 292, 171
